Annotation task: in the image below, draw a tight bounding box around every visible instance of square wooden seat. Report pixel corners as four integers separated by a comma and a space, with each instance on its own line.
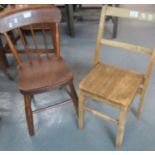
80, 63, 144, 107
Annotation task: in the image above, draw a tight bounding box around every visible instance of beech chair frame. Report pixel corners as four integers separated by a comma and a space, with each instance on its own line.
78, 5, 155, 148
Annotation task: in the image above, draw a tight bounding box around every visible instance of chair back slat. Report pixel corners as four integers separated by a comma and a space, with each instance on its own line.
16, 28, 31, 60
106, 6, 155, 23
101, 39, 152, 56
51, 23, 60, 57
29, 24, 40, 58
0, 7, 61, 33
41, 23, 49, 57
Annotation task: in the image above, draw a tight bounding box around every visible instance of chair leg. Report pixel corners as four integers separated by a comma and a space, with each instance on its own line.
24, 95, 34, 136
136, 94, 145, 118
66, 81, 78, 116
78, 92, 85, 129
116, 106, 127, 148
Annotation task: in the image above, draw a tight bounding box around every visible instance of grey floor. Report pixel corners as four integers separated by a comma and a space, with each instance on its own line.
0, 4, 155, 151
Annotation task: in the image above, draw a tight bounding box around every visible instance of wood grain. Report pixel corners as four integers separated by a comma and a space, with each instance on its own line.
80, 63, 144, 106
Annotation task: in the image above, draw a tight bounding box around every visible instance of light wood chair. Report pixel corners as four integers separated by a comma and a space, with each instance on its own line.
78, 5, 155, 148
0, 6, 78, 136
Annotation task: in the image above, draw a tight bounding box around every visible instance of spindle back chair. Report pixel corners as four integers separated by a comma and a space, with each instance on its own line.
78, 5, 155, 148
0, 6, 78, 136
0, 5, 60, 63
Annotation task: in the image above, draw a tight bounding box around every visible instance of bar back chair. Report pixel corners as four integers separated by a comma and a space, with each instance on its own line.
78, 5, 155, 148
0, 6, 78, 136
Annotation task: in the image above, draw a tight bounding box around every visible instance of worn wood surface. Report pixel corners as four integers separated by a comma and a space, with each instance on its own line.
18, 56, 73, 94
80, 63, 144, 107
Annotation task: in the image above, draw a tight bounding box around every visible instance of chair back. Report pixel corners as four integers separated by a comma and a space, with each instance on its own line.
0, 5, 61, 66
94, 5, 155, 95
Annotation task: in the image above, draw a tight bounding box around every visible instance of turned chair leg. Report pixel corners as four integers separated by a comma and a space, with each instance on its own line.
66, 81, 78, 116
24, 95, 34, 136
116, 106, 127, 148
78, 92, 85, 129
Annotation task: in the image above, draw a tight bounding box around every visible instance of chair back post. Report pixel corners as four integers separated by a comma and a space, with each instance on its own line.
51, 22, 61, 58
142, 49, 155, 98
3, 32, 22, 66
94, 5, 107, 65
136, 49, 155, 116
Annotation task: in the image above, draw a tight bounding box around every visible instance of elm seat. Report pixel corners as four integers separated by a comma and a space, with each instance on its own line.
19, 55, 73, 94
80, 63, 144, 107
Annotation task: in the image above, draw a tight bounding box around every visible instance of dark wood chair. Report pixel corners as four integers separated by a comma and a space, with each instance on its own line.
0, 5, 78, 136
0, 5, 55, 80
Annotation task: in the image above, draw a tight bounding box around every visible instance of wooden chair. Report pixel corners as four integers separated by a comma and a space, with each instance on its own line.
0, 6, 78, 136
78, 5, 155, 148
0, 5, 55, 80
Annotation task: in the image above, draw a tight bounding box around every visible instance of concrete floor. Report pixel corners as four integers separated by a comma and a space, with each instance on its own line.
0, 4, 155, 150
